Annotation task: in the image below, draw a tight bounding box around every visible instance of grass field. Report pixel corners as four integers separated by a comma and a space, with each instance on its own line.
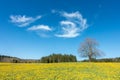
0, 62, 120, 80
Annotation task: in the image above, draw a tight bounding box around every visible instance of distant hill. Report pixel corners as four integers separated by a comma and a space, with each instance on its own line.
0, 55, 38, 63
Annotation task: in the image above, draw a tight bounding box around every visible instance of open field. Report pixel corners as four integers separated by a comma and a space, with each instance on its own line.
0, 63, 120, 80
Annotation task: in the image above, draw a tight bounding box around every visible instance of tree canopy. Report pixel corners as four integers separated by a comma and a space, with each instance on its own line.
40, 54, 77, 63
78, 38, 103, 62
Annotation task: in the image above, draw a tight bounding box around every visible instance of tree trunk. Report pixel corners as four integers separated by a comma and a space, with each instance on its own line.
88, 55, 92, 62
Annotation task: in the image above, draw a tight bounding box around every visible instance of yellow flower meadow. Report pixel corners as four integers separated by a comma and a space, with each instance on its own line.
0, 62, 120, 80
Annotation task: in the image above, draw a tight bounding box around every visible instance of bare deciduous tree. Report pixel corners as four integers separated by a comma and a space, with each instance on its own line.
78, 38, 103, 62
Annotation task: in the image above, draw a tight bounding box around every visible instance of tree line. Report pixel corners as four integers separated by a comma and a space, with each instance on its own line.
0, 54, 120, 63
40, 54, 77, 63
0, 54, 77, 63
81, 57, 120, 62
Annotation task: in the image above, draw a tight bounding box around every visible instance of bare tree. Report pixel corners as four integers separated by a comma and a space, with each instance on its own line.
78, 38, 103, 62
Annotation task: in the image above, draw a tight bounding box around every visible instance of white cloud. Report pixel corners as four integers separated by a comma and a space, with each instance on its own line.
55, 21, 79, 38
62, 11, 88, 29
60, 21, 76, 27
55, 26, 79, 38
62, 11, 82, 18
27, 25, 52, 38
55, 11, 88, 38
10, 15, 41, 27
27, 25, 52, 31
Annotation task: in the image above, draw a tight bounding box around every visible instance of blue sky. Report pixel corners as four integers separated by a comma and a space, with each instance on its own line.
0, 0, 120, 60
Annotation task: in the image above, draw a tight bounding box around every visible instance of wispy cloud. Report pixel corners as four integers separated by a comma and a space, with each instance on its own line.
62, 11, 81, 18
9, 11, 88, 38
27, 25, 52, 31
55, 11, 88, 38
55, 21, 79, 38
10, 15, 41, 27
27, 24, 52, 38
62, 11, 88, 30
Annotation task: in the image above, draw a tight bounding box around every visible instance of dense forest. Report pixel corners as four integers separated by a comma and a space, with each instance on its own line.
40, 54, 77, 63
